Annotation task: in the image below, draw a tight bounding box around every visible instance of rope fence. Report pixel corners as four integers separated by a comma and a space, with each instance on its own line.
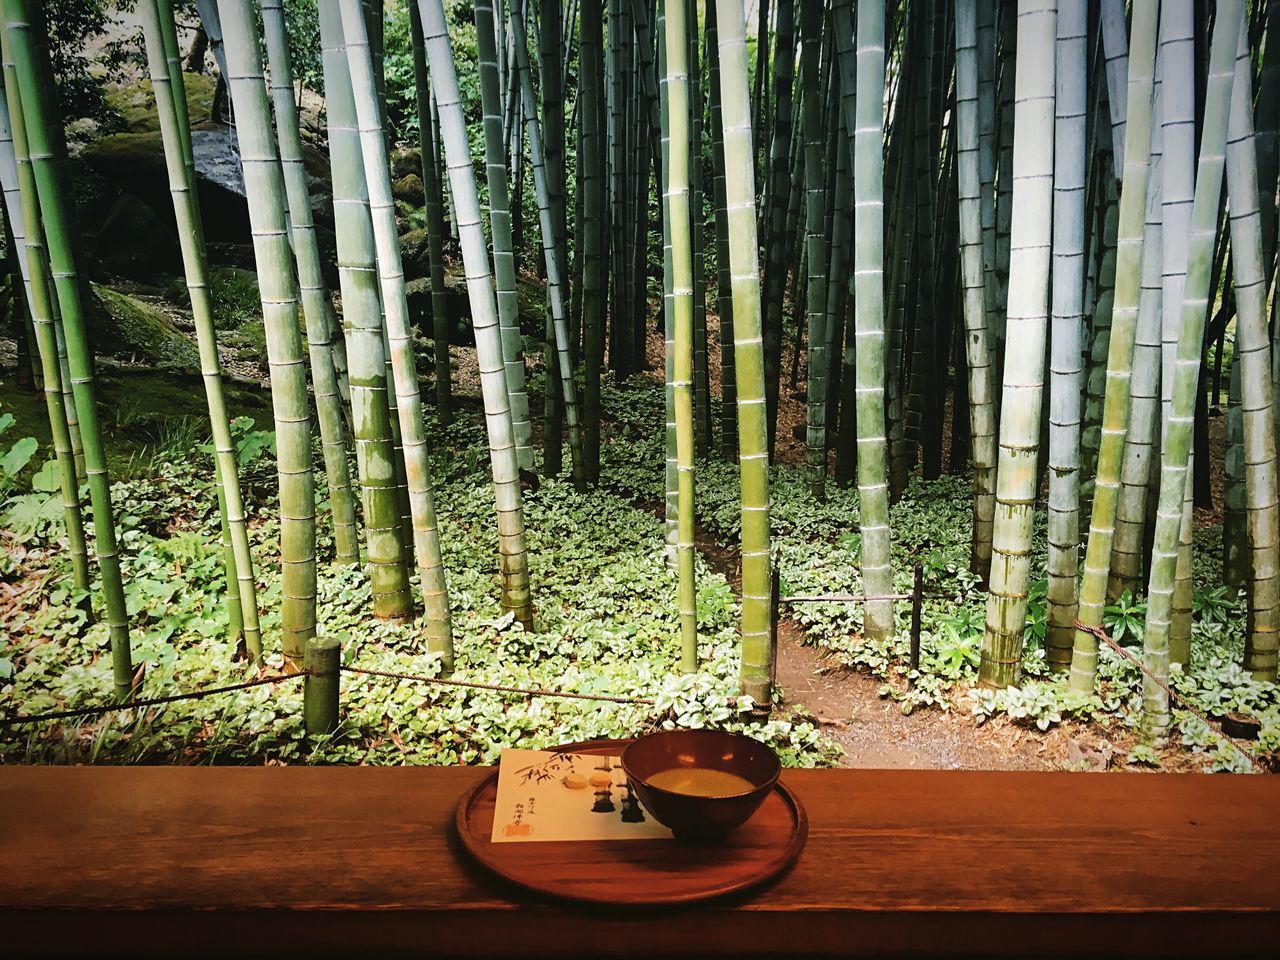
1074, 619, 1264, 774
0, 662, 656, 732
3, 578, 1262, 773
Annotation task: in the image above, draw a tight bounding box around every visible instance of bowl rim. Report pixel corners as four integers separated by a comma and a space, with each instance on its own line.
619, 729, 782, 800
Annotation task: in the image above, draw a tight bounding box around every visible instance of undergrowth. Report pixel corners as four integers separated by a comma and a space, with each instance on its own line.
0, 394, 836, 766
3, 375, 1277, 773
597, 379, 1279, 774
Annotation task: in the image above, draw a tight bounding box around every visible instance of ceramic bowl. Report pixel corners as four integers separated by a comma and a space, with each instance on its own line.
620, 730, 781, 841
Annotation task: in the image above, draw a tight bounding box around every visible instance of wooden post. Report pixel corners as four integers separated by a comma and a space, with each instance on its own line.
908, 564, 923, 682
304, 636, 340, 735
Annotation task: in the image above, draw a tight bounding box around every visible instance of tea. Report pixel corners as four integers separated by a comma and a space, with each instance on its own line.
646, 766, 755, 797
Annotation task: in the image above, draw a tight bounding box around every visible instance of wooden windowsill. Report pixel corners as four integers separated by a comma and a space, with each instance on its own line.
2, 766, 1277, 957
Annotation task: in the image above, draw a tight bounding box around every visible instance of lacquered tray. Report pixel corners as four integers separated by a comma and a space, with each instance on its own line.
454, 738, 808, 906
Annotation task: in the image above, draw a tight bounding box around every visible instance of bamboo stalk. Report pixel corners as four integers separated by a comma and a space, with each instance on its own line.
260, 0, 359, 567
216, 0, 317, 665
979, 0, 1056, 689
0, 55, 91, 601
140, 0, 262, 652
2, 0, 133, 696
339, 0, 454, 665
1138, 3, 1243, 737
1068, 0, 1159, 694
508, 8, 588, 492
417, 0, 533, 629
473, 0, 532, 469
1224, 22, 1279, 681
1044, 0, 1087, 672
954, 0, 998, 586
852, 0, 893, 642
714, 0, 773, 706
318, 0, 411, 621
664, 0, 697, 672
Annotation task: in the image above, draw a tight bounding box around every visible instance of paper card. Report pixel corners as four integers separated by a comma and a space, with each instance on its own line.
491, 749, 672, 843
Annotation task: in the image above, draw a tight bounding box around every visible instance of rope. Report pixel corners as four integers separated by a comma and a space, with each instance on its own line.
343, 665, 656, 705
0, 672, 305, 729
1074, 619, 1264, 773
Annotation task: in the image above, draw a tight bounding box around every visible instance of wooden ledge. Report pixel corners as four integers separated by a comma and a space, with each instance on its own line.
2, 767, 1277, 957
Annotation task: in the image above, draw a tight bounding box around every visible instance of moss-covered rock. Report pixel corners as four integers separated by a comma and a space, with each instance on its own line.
104, 73, 218, 133
399, 229, 429, 280
391, 146, 422, 181
392, 173, 425, 206
92, 285, 199, 371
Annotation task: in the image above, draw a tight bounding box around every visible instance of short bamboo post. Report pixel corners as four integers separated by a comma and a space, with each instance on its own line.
304, 636, 340, 735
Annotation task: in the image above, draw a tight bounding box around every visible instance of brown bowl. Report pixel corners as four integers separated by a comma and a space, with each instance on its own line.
621, 730, 781, 842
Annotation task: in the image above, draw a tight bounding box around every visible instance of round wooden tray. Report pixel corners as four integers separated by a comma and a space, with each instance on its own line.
455, 739, 808, 906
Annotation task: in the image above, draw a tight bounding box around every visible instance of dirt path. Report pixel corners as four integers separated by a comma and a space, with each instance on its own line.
693, 525, 1073, 771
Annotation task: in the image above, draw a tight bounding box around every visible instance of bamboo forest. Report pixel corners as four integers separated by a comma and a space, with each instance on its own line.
1, 0, 1279, 777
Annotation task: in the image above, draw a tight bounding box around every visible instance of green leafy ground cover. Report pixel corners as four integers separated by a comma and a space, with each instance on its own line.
596, 381, 1280, 773
1, 377, 1276, 771
0, 394, 834, 766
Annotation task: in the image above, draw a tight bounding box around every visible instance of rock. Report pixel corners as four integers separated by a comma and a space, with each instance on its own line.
94, 193, 181, 280
80, 125, 334, 270
104, 74, 218, 133
400, 229, 429, 280
92, 285, 199, 371
391, 146, 422, 181
393, 173, 425, 206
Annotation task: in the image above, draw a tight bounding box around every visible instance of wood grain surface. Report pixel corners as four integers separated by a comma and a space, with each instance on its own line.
2, 766, 1278, 957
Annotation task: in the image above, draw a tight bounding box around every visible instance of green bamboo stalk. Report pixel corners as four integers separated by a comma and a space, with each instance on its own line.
153, 0, 241, 639
537, 0, 566, 474
714, 0, 773, 706
1100, 0, 1128, 180
708, 1, 734, 462
979, 0, 1056, 689
1224, 23, 1279, 681
1044, 0, 1086, 672
579, 0, 605, 484
762, 0, 796, 456
408, 3, 453, 427
1080, 173, 1118, 505
954, 0, 998, 585
688, 0, 710, 458
508, 9, 587, 492
1109, 72, 1162, 602
659, 0, 677, 566
800, 0, 828, 502
418, 0, 533, 629
976, 0, 999, 363
260, 0, 358, 567
1138, 3, 1242, 738
339, 0, 454, 665
140, 0, 262, 652
2, 0, 132, 696
1068, 0, 1158, 694
0, 58, 90, 599
473, 0, 532, 468
216, 0, 316, 665
318, 0, 411, 621
1223, 349, 1246, 587
991, 0, 1016, 359
663, 0, 697, 672
852, 0, 892, 642
1158, 3, 1197, 668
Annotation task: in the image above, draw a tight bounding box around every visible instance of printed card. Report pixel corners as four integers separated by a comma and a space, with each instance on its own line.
491, 749, 672, 842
